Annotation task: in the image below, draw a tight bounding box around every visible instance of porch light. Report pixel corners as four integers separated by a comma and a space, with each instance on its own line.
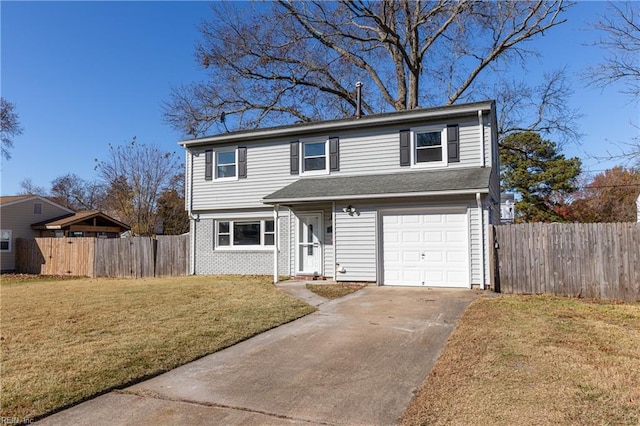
342, 205, 358, 216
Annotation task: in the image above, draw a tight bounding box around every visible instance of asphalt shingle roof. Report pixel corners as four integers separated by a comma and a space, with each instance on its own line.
263, 167, 492, 204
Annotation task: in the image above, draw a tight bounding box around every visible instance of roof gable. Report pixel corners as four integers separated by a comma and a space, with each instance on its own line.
0, 195, 75, 213
31, 211, 131, 230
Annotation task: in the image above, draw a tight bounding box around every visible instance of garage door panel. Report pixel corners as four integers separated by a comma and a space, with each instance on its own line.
383, 211, 469, 288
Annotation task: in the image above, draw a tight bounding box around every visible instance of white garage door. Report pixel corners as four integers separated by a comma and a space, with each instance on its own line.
382, 211, 469, 287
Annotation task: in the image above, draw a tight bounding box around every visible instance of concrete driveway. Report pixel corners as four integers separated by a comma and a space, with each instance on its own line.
38, 284, 478, 426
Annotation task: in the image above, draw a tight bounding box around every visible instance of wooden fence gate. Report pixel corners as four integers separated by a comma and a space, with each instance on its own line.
492, 223, 640, 301
15, 235, 189, 278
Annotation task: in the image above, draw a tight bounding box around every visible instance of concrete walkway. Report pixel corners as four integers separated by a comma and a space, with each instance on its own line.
38, 283, 478, 426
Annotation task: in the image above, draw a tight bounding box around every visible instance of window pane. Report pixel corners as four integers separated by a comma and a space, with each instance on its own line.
217, 151, 235, 165
304, 157, 326, 171
264, 234, 275, 245
417, 147, 442, 163
218, 221, 229, 233
217, 164, 236, 178
234, 222, 261, 245
218, 234, 230, 246
265, 220, 274, 232
416, 132, 441, 147
304, 142, 325, 157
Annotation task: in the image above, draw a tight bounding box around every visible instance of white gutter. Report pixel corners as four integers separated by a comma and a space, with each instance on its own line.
273, 205, 279, 283
187, 148, 198, 275
263, 188, 490, 205
476, 192, 485, 290
478, 110, 485, 168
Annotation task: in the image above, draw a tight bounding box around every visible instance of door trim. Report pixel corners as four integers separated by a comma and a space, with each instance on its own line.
295, 211, 324, 275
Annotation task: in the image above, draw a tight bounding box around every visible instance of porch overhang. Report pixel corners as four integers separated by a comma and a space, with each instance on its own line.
263, 167, 491, 205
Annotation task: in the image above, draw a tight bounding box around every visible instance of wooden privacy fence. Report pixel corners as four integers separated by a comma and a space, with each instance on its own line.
15, 235, 189, 278
492, 223, 640, 301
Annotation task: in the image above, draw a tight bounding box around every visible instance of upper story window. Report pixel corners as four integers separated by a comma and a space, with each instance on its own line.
216, 219, 275, 249
303, 141, 326, 172
204, 147, 247, 181
216, 150, 236, 178
291, 137, 339, 176
34, 203, 42, 214
400, 124, 459, 168
0, 230, 12, 252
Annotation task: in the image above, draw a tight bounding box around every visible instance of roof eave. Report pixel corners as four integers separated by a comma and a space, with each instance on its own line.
262, 187, 489, 205
179, 100, 495, 148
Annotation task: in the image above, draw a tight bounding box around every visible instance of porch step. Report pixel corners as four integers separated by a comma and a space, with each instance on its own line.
294, 275, 328, 281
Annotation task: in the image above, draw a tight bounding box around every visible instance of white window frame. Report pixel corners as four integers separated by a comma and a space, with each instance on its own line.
215, 219, 275, 250
410, 125, 448, 168
215, 147, 238, 180
300, 137, 330, 176
1, 230, 12, 252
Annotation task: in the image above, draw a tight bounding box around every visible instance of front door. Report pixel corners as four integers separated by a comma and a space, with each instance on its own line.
297, 214, 322, 275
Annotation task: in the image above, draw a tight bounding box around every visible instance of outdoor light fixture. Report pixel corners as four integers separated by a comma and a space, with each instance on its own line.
342, 205, 358, 216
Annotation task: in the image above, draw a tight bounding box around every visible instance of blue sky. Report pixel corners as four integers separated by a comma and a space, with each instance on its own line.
1, 1, 638, 196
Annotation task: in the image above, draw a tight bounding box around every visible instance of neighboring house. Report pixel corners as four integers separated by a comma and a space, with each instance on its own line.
30, 210, 130, 238
181, 100, 500, 289
0, 195, 74, 272
0, 195, 131, 272
500, 193, 515, 224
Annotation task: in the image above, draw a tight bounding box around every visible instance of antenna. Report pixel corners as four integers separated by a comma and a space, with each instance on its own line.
220, 111, 230, 133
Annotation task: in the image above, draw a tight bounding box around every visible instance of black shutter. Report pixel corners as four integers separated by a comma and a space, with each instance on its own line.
290, 141, 299, 175
447, 124, 460, 163
329, 137, 340, 171
399, 130, 410, 166
238, 147, 247, 179
205, 149, 213, 180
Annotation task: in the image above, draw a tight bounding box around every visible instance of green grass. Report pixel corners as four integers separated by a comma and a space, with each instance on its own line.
401, 295, 640, 426
306, 282, 366, 299
0, 275, 315, 420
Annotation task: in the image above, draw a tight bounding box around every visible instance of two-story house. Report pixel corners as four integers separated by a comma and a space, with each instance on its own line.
180, 100, 500, 288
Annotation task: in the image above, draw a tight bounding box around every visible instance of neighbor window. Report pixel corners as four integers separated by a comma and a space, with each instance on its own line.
302, 141, 326, 172
216, 220, 275, 248
0, 230, 11, 252
216, 150, 237, 178
34, 203, 42, 214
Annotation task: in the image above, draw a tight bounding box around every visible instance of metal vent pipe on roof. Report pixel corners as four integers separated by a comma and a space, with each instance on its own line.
355, 81, 363, 118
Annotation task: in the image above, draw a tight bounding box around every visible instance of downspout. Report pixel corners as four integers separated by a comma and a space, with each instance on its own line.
478, 110, 485, 167
476, 192, 485, 290
332, 201, 336, 280
187, 147, 198, 275
273, 204, 279, 283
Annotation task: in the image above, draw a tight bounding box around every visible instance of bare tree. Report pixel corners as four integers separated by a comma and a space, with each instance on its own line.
163, 0, 572, 137
94, 138, 182, 236
587, 2, 640, 100
584, 2, 640, 166
18, 178, 46, 196
50, 174, 106, 211
1, 98, 23, 160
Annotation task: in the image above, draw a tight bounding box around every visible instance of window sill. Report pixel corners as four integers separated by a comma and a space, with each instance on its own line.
214, 246, 275, 252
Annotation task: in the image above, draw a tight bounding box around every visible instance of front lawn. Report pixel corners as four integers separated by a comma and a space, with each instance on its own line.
0, 275, 315, 420
401, 295, 640, 426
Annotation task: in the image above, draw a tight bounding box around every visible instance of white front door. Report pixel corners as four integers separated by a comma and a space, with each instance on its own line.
297, 214, 322, 275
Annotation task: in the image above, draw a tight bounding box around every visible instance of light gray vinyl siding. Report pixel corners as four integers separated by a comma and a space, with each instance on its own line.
334, 204, 377, 282
187, 114, 490, 211
190, 141, 298, 210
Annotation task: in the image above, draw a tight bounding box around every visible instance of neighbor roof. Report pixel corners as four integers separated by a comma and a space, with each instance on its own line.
263, 167, 492, 204
31, 211, 130, 230
180, 100, 495, 148
0, 194, 75, 213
